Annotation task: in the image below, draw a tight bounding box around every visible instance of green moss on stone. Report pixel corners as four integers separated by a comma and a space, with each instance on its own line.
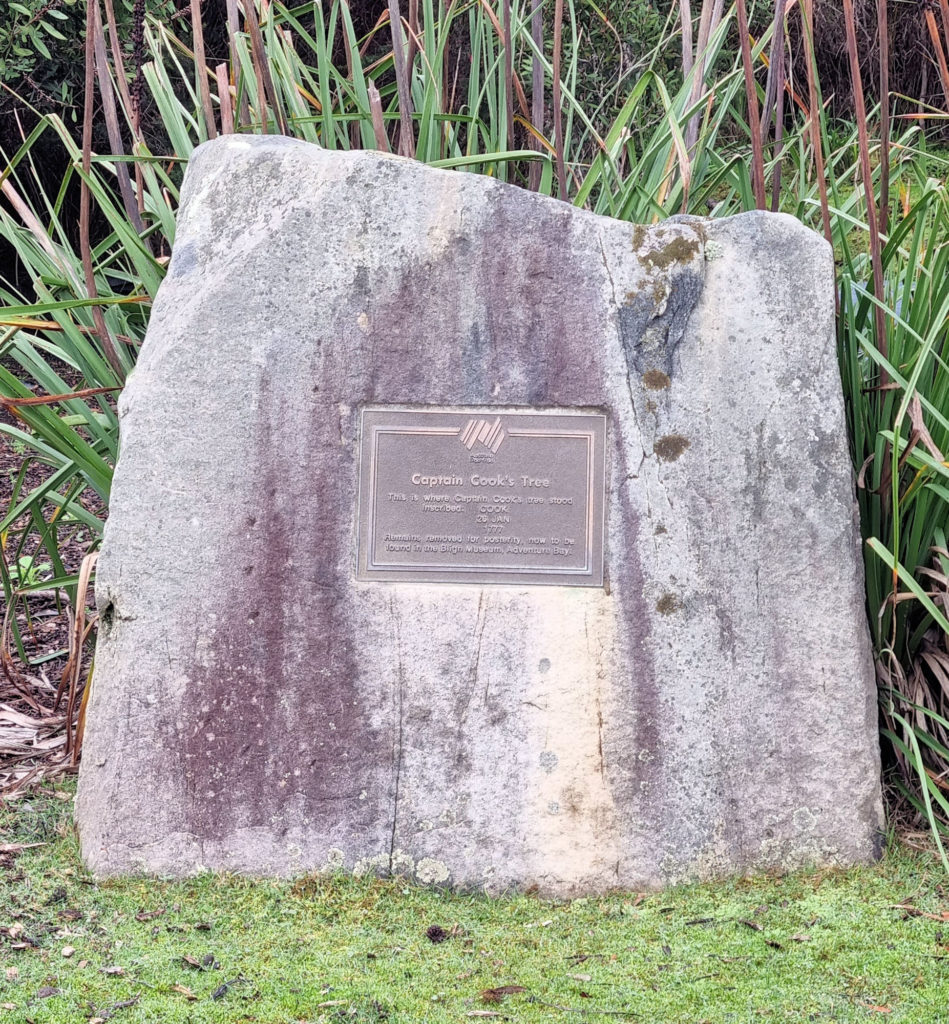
654, 434, 690, 461
643, 370, 671, 391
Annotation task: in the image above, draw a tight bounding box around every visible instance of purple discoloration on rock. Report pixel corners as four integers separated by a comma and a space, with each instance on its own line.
362, 192, 606, 409
173, 377, 379, 844
76, 137, 882, 892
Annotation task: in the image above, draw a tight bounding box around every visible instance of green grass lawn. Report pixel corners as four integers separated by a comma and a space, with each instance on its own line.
2, 784, 948, 1023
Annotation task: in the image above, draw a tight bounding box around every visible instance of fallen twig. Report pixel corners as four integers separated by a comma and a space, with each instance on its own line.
527, 997, 636, 1016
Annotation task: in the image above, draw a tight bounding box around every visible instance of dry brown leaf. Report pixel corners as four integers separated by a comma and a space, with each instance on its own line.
480, 985, 527, 1003
909, 394, 945, 462
172, 984, 197, 1001
0, 386, 120, 409
856, 452, 874, 489
134, 908, 165, 922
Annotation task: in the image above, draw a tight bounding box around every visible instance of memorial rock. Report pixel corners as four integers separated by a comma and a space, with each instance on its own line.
76, 135, 883, 893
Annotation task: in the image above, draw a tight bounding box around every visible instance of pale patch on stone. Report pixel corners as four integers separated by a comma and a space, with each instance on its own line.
521, 590, 621, 894
538, 751, 559, 774
322, 848, 345, 873
704, 239, 725, 261
353, 853, 390, 878
792, 807, 819, 833
390, 850, 416, 875
416, 858, 451, 885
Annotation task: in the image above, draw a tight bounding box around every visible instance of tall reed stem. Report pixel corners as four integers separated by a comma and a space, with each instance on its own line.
552, 0, 567, 198
877, 0, 889, 234
736, 0, 765, 209
80, 0, 123, 380
842, 0, 887, 373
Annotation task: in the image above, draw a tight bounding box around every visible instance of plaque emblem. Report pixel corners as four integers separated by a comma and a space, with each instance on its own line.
356, 407, 607, 587
459, 417, 505, 453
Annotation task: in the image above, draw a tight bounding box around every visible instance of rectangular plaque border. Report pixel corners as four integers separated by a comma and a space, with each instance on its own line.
355, 405, 607, 588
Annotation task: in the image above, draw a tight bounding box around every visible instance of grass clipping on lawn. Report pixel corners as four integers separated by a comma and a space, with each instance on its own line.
0, 786, 948, 1023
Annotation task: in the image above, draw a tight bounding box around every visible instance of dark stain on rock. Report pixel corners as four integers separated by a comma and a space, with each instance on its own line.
742, 422, 768, 521
608, 231, 703, 850
561, 784, 585, 817
169, 241, 197, 279
714, 602, 737, 663
656, 593, 682, 616
461, 322, 489, 398
654, 434, 690, 462
654, 524, 667, 535
616, 249, 703, 380
352, 264, 370, 296
360, 184, 605, 406
606, 423, 667, 851
643, 369, 671, 391
809, 427, 841, 500
99, 601, 115, 638
173, 369, 381, 846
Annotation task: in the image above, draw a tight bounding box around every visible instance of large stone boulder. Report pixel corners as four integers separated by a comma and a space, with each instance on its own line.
76, 136, 882, 893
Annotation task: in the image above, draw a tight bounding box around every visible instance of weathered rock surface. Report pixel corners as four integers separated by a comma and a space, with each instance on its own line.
76, 135, 883, 892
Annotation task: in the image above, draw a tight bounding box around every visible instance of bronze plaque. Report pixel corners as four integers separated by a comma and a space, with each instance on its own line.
356, 406, 606, 586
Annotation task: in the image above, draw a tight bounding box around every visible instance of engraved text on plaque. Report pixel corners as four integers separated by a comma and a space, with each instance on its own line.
356, 407, 606, 586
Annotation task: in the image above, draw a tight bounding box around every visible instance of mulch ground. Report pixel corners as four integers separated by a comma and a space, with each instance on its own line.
1, 360, 103, 797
